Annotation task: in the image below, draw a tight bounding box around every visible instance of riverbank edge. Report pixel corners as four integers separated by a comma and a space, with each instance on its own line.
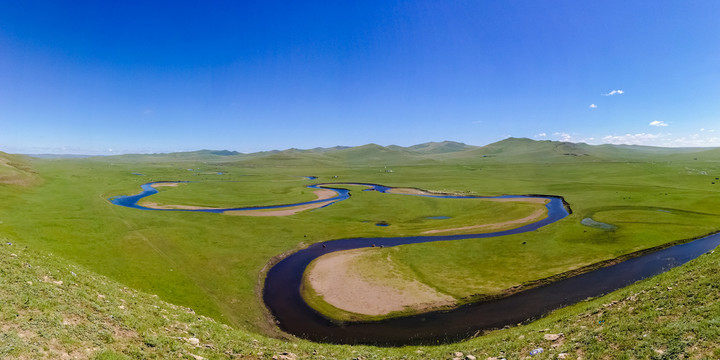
297, 202, 553, 323
290, 228, 720, 329
256, 190, 571, 333
111, 181, 345, 212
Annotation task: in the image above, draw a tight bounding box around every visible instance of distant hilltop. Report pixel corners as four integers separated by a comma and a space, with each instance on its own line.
19, 138, 719, 165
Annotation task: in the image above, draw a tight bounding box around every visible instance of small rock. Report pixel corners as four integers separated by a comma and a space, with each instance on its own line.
454, 352, 464, 358
275, 352, 297, 360
466, 355, 476, 360
118, 305, 125, 310
98, 294, 106, 299
188, 354, 205, 360
10, 253, 17, 257
558, 353, 568, 359
543, 333, 564, 341
187, 337, 200, 346
667, 286, 672, 290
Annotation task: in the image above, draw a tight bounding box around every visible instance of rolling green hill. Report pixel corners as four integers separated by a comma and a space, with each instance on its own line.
0, 151, 38, 186
406, 140, 477, 154
438, 137, 715, 164
321, 143, 437, 166
59, 138, 717, 167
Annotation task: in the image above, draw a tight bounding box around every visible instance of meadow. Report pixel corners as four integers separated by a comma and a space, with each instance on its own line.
1, 138, 720, 356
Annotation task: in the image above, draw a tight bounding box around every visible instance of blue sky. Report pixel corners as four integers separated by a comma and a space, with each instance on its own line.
1, 1, 719, 154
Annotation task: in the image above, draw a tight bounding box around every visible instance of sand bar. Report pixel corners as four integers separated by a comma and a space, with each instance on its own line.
139, 185, 337, 215
225, 199, 334, 217
305, 249, 455, 316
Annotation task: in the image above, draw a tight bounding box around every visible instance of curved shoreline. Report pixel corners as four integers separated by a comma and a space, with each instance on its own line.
303, 249, 457, 319
262, 193, 571, 345
263, 225, 720, 346
108, 181, 352, 214
109, 181, 556, 217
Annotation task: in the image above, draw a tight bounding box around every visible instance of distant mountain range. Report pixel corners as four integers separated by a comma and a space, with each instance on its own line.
19, 138, 719, 165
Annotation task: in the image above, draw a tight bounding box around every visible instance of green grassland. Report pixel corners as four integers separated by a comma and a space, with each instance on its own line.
142, 180, 322, 209
1, 138, 720, 357
4, 223, 720, 359
299, 158, 720, 320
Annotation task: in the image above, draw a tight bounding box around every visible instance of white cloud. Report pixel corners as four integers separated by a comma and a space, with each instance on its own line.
535, 132, 547, 138
665, 134, 720, 147
589, 104, 597, 109
571, 132, 720, 147
602, 90, 625, 96
602, 133, 665, 145
649, 120, 668, 127
553, 132, 573, 142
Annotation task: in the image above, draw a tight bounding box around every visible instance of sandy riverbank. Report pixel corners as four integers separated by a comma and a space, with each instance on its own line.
140, 187, 339, 216
304, 248, 455, 316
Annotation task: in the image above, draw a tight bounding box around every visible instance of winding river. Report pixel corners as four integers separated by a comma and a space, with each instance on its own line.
110, 180, 720, 345
109, 181, 350, 213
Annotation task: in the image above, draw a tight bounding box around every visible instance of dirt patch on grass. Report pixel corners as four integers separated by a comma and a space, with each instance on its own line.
150, 182, 180, 188
226, 200, 335, 217
421, 198, 548, 234
385, 187, 432, 195
139, 201, 219, 210
225, 189, 338, 217
304, 249, 455, 316
306, 189, 337, 201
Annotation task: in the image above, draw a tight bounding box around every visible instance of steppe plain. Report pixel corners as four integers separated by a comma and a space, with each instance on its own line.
2, 137, 720, 359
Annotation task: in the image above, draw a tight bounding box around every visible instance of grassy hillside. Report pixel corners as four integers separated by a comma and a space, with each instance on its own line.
0, 151, 38, 186
406, 141, 477, 154
3, 234, 720, 359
